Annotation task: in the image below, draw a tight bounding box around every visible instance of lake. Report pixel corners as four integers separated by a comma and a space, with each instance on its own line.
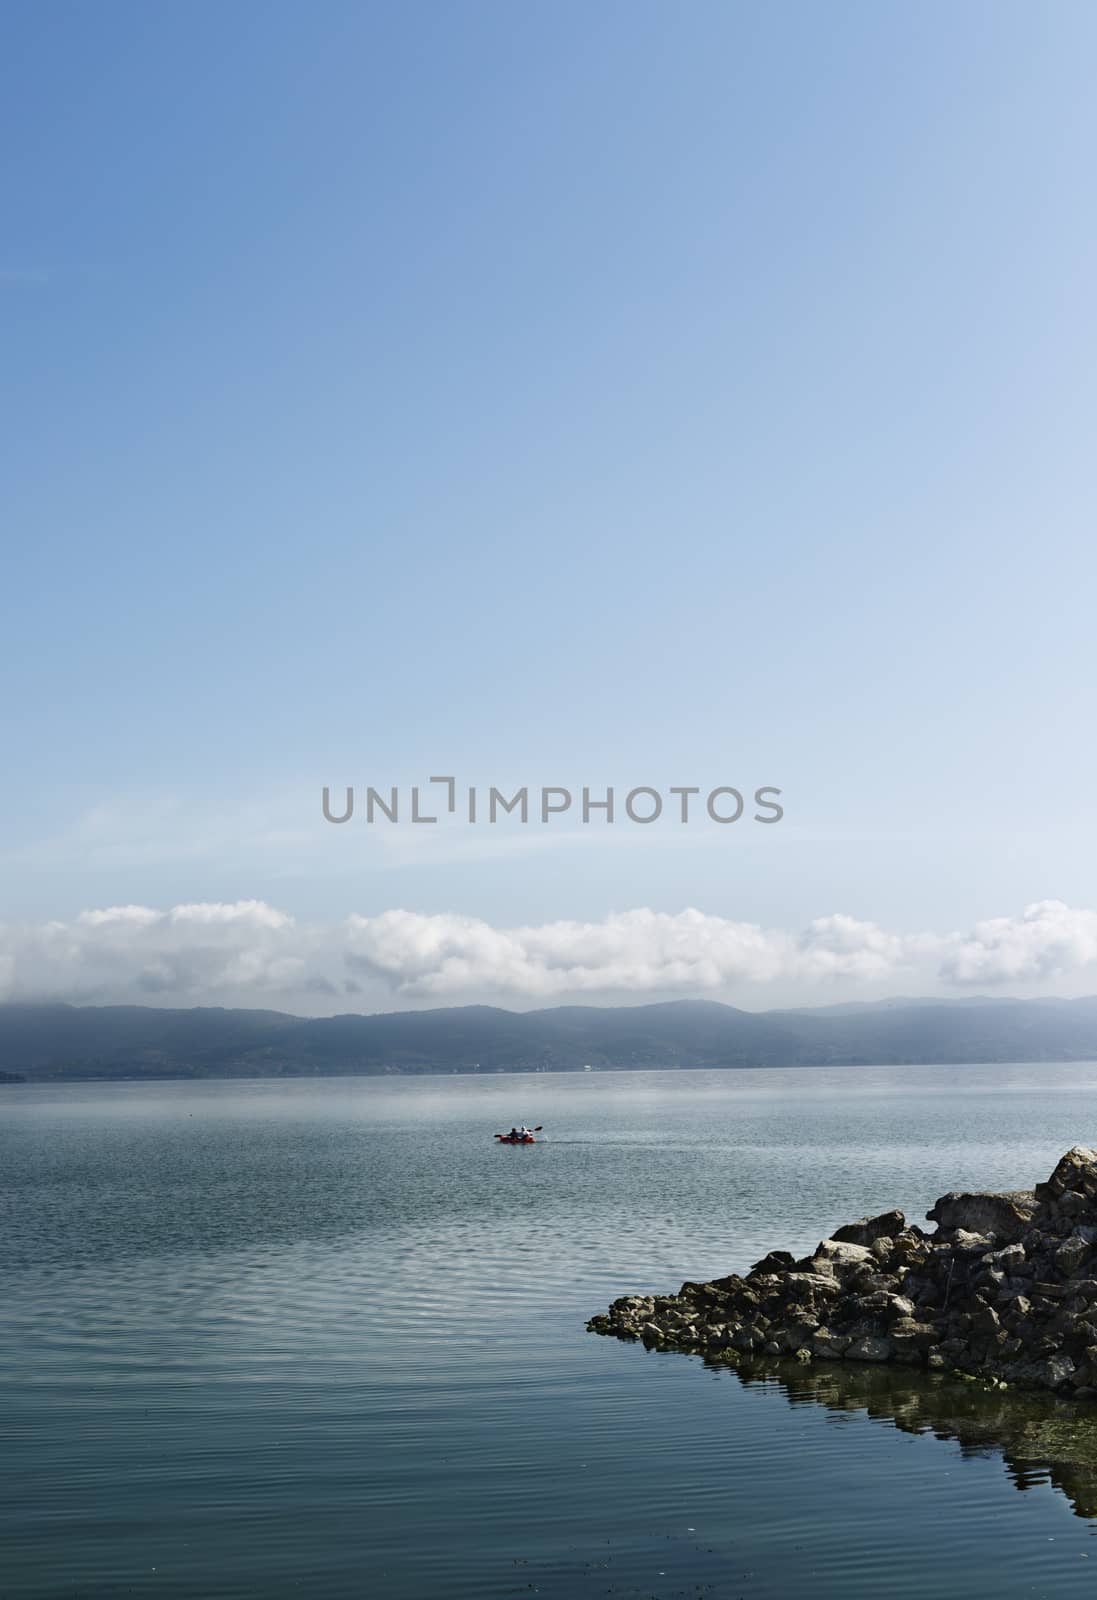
5, 1064, 1097, 1598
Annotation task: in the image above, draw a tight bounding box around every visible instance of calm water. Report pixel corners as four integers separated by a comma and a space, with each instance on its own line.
7, 1064, 1097, 1598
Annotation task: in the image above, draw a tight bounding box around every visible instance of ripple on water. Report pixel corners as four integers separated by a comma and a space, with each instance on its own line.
5, 1067, 1097, 1598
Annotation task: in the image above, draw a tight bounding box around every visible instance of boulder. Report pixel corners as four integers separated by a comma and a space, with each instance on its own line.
925, 1191, 1037, 1240
882, 1294, 916, 1322
985, 1242, 1026, 1271
891, 1230, 931, 1266
1044, 1354, 1077, 1388
811, 1239, 873, 1272
891, 1318, 939, 1345
951, 1229, 993, 1254
831, 1209, 906, 1247
1036, 1147, 1097, 1202
812, 1328, 851, 1358
1056, 1235, 1091, 1275
748, 1250, 795, 1275
588, 1147, 1097, 1400
847, 1335, 893, 1362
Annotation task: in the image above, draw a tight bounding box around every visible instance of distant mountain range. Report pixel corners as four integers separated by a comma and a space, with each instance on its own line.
4, 995, 1097, 1080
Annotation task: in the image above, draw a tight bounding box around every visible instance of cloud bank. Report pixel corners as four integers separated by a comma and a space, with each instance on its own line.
2, 898, 1097, 1010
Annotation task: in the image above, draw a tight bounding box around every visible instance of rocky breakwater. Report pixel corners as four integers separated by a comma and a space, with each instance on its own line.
587, 1147, 1097, 1398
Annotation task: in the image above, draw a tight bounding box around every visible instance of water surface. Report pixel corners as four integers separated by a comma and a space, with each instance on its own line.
5, 1064, 1097, 1597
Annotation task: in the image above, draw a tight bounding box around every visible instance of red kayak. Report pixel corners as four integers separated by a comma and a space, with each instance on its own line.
494, 1131, 539, 1144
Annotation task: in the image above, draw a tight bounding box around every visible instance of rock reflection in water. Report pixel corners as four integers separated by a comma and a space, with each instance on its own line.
714, 1353, 1097, 1520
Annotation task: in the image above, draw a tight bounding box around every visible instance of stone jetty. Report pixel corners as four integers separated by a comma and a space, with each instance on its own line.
587, 1146, 1097, 1398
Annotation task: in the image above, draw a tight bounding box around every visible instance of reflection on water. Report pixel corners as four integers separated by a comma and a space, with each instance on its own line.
721, 1354, 1097, 1520
8, 1066, 1097, 1598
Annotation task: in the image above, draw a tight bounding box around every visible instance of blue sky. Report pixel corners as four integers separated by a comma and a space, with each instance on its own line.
3, 2, 1097, 1011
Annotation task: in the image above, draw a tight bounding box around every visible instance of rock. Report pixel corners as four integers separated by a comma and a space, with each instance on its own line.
588, 1147, 1097, 1399
1044, 1354, 1077, 1388
812, 1328, 851, 1358
615, 1295, 655, 1317
811, 1239, 873, 1272
749, 1250, 795, 1275
831, 1209, 906, 1246
847, 1335, 893, 1362
891, 1232, 931, 1267
1056, 1235, 1091, 1275
857, 1272, 897, 1294
892, 1316, 939, 1342
926, 1191, 1038, 1240
986, 1242, 1026, 1271
781, 1271, 840, 1301
1036, 1147, 1097, 1202
951, 1228, 994, 1254
678, 1281, 716, 1303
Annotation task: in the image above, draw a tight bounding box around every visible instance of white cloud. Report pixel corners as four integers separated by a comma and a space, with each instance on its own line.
1, 898, 1097, 1011
1, 900, 308, 1004
343, 907, 935, 997
168, 901, 294, 929
78, 906, 163, 929
940, 899, 1097, 984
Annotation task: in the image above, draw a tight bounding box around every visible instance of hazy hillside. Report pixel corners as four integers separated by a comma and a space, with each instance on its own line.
3, 996, 1097, 1080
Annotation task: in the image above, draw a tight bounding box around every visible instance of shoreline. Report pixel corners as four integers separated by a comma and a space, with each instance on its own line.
8, 1057, 1097, 1086
589, 1146, 1097, 1401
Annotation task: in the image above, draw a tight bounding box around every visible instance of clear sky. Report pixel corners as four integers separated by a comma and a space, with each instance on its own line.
3, 1, 1097, 1012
